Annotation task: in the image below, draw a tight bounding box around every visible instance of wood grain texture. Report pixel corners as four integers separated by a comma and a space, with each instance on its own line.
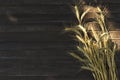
0, 0, 119, 80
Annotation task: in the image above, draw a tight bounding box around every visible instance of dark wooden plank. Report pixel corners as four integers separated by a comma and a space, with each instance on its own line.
0, 76, 47, 80
0, 5, 72, 14
0, 23, 119, 32
0, 50, 70, 58
85, 0, 120, 3
0, 3, 120, 15
2, 13, 120, 21
0, 0, 74, 5
0, 31, 73, 42
0, 25, 64, 32
0, 41, 74, 50
0, 15, 119, 25
0, 22, 119, 32
6, 14, 75, 22
0, 18, 75, 25
0, 5, 119, 14
0, 0, 120, 6
0, 31, 118, 42
0, 73, 93, 80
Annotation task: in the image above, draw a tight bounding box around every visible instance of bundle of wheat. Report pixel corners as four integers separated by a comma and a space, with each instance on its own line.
65, 2, 118, 80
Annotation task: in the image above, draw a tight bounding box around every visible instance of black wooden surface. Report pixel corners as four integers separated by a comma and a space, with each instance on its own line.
0, 0, 119, 80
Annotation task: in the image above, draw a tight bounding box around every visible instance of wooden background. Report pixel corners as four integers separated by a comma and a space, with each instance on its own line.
0, 0, 119, 80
